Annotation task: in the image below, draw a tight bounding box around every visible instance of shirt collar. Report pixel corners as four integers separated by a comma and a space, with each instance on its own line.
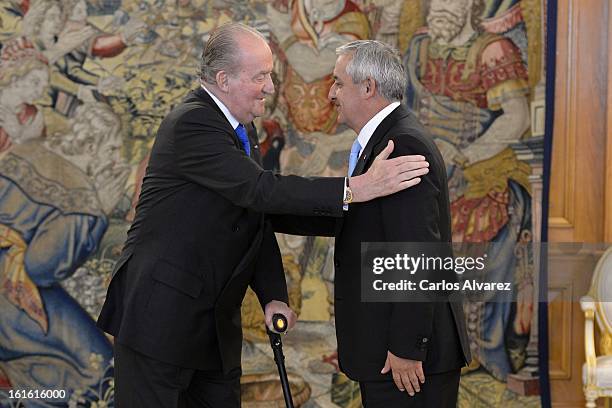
200, 83, 240, 130
355, 101, 401, 154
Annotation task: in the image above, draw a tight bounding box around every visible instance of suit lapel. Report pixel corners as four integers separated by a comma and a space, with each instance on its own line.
247, 123, 261, 164
336, 105, 410, 238
192, 87, 260, 161
351, 105, 410, 177
187, 86, 232, 135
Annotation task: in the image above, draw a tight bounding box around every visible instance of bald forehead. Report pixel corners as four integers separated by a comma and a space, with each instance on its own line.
233, 32, 272, 67
234, 31, 269, 52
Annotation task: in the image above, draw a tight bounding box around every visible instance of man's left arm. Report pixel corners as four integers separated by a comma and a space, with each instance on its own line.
378, 135, 443, 394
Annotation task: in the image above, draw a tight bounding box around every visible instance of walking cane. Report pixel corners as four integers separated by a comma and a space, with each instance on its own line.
267, 313, 294, 408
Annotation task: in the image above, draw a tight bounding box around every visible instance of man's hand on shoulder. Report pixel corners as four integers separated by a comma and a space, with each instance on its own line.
350, 140, 429, 203
264, 300, 297, 333
381, 350, 425, 396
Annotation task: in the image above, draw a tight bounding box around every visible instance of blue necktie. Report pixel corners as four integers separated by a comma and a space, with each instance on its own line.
235, 124, 251, 156
348, 139, 361, 176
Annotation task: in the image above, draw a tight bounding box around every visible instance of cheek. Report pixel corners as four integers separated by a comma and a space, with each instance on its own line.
248, 87, 265, 103
242, 86, 257, 100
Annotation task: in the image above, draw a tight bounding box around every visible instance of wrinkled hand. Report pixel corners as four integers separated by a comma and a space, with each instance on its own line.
264, 300, 297, 333
381, 351, 425, 396
350, 140, 429, 203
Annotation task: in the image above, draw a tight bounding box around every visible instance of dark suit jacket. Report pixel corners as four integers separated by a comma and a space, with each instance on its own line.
97, 87, 344, 373
273, 106, 471, 381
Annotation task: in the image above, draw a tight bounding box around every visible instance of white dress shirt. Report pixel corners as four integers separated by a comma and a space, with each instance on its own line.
343, 101, 401, 210
354, 101, 401, 158
201, 83, 240, 130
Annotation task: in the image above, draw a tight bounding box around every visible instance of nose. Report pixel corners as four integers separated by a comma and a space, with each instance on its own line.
263, 74, 275, 95
328, 84, 336, 102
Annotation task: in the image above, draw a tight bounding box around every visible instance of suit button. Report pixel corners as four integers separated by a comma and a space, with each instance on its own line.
334, 260, 340, 268
232, 225, 240, 232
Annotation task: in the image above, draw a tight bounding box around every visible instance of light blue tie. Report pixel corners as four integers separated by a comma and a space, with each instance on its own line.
348, 139, 361, 176
235, 124, 251, 156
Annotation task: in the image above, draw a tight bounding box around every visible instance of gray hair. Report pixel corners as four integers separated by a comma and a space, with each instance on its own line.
199, 22, 266, 85
336, 40, 406, 102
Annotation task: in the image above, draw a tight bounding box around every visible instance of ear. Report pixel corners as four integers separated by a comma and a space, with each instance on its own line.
363, 78, 376, 99
216, 70, 230, 93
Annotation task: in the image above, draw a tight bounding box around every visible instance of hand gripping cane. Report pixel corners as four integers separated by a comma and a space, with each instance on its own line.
267, 313, 294, 408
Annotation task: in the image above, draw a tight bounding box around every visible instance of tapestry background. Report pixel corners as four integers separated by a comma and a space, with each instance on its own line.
0, 0, 548, 406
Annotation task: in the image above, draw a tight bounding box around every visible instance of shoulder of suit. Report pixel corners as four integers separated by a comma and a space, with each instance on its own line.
165, 98, 226, 127
387, 113, 431, 147
386, 115, 444, 160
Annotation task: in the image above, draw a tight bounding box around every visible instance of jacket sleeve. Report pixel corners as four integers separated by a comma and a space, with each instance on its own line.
249, 220, 289, 307
270, 214, 337, 237
173, 107, 344, 217
379, 134, 445, 362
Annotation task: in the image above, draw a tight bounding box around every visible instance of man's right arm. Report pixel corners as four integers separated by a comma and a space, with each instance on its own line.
173, 108, 428, 217
269, 214, 336, 237
174, 108, 343, 216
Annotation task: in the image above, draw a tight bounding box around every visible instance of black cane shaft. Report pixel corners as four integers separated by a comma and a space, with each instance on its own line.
269, 332, 294, 408
273, 347, 294, 407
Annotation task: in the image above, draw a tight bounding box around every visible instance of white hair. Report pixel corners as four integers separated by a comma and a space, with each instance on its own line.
336, 40, 406, 102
